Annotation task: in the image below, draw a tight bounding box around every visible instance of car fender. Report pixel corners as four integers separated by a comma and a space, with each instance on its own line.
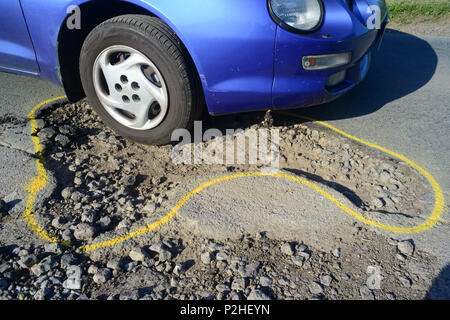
122, 0, 277, 115
21, 0, 277, 115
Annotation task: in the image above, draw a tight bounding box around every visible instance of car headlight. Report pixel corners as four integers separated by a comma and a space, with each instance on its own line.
268, 0, 324, 33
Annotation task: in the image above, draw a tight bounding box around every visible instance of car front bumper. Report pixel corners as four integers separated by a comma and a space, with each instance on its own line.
272, 6, 389, 110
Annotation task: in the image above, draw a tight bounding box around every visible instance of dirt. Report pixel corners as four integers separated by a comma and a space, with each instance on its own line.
0, 100, 440, 300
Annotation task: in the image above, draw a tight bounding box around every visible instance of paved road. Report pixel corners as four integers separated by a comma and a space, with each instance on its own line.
299, 31, 450, 201
291, 31, 449, 264
0, 71, 64, 117
0, 32, 448, 262
297, 32, 450, 262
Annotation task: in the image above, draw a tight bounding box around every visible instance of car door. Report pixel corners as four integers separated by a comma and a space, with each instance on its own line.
0, 0, 39, 73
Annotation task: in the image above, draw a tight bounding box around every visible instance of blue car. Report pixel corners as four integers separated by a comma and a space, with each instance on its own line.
0, 0, 388, 145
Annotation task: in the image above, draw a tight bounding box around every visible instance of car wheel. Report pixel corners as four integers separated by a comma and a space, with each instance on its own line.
80, 15, 203, 145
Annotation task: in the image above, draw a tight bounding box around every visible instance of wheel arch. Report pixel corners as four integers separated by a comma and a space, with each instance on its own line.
57, 0, 206, 106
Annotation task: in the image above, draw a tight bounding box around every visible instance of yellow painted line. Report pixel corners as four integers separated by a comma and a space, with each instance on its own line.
81, 173, 257, 252
23, 99, 445, 253
24, 96, 67, 244
274, 110, 445, 233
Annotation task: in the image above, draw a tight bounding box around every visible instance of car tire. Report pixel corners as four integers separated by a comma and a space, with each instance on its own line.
79, 14, 203, 145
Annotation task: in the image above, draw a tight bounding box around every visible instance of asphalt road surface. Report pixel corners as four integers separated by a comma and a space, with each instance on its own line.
0, 31, 448, 262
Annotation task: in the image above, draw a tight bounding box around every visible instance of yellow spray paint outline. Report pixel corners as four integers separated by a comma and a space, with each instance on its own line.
24, 98, 445, 252
25, 96, 67, 244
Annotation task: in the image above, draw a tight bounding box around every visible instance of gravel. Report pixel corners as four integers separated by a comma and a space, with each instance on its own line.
0, 230, 441, 300
281, 243, 295, 256
0, 100, 442, 300
31, 256, 58, 277
93, 268, 111, 285
259, 276, 273, 287
54, 134, 70, 147
399, 276, 413, 288
248, 289, 271, 300
320, 275, 333, 287
231, 278, 246, 291
309, 282, 324, 295
60, 254, 78, 268
359, 285, 375, 300
332, 248, 341, 258
149, 242, 172, 261
73, 223, 96, 241
129, 248, 149, 262
397, 240, 415, 256
200, 252, 212, 264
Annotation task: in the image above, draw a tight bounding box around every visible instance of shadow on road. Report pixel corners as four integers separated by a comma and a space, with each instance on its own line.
426, 264, 450, 299
292, 30, 438, 121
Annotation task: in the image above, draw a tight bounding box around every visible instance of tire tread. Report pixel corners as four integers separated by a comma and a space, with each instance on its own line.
80, 14, 204, 145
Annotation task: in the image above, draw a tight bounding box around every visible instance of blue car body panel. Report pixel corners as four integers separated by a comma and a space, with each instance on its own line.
0, 0, 39, 74
272, 0, 385, 110
0, 0, 388, 115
